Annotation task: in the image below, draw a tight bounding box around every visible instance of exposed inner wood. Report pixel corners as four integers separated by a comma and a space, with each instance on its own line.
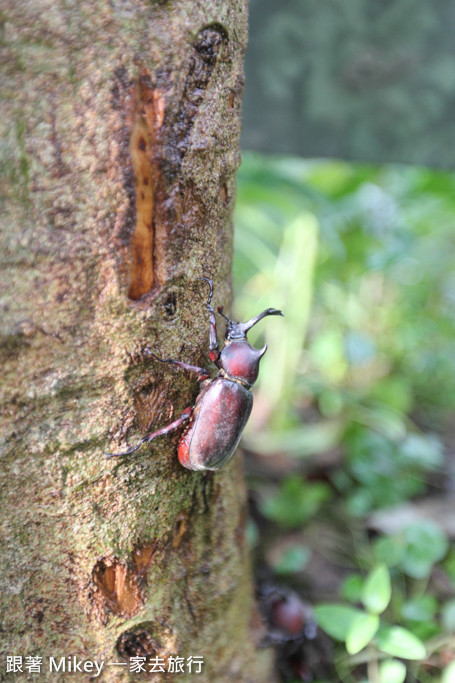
128, 115, 155, 300
93, 558, 142, 618
92, 546, 156, 619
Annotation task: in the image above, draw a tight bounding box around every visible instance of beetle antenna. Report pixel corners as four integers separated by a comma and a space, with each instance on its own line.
217, 305, 232, 323
218, 306, 240, 340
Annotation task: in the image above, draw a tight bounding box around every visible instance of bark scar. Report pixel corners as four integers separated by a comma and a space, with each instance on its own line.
91, 545, 156, 619
128, 75, 165, 300
127, 26, 227, 298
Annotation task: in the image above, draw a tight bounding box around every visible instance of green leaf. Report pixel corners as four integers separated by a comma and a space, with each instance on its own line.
376, 626, 426, 660
400, 522, 449, 579
243, 211, 319, 429
378, 659, 406, 683
373, 535, 406, 568
362, 564, 391, 614
260, 477, 332, 527
399, 433, 444, 469
442, 661, 455, 683
346, 613, 379, 654
346, 488, 374, 517
314, 604, 364, 642
401, 595, 438, 622
371, 377, 413, 414
340, 573, 364, 603
271, 544, 311, 575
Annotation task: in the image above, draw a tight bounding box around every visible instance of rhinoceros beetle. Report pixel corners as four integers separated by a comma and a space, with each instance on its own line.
105, 278, 283, 471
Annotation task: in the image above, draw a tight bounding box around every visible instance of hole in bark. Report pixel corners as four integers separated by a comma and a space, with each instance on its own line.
92, 557, 143, 618
116, 627, 161, 659
133, 544, 156, 576
162, 291, 178, 319
220, 182, 228, 205
193, 24, 228, 64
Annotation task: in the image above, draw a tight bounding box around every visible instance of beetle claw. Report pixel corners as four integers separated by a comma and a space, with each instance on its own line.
144, 350, 172, 365
104, 438, 147, 458
143, 348, 161, 361
197, 277, 214, 307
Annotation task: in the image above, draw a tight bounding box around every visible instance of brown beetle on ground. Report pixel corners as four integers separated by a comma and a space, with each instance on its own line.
105, 278, 283, 471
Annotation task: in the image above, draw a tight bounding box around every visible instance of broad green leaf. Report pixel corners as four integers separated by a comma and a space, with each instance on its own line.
401, 595, 438, 622
340, 573, 364, 603
399, 433, 444, 469
371, 377, 413, 414
272, 545, 311, 575
401, 522, 448, 579
373, 535, 406, 568
259, 477, 332, 527
442, 661, 455, 683
346, 488, 375, 517
376, 626, 426, 660
346, 613, 379, 654
252, 212, 319, 427
378, 659, 406, 683
314, 604, 364, 642
362, 564, 391, 614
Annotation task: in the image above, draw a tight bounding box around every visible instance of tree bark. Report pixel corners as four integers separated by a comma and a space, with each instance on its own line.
0, 1, 275, 681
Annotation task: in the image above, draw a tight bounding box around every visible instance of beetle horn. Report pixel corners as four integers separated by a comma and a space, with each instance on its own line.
257, 343, 267, 358
238, 308, 283, 335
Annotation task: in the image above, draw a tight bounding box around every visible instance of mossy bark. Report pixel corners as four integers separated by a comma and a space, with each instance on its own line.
0, 1, 275, 681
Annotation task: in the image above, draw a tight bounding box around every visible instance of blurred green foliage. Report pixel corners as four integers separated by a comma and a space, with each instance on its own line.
316, 521, 451, 678
234, 153, 454, 504
259, 476, 332, 529
234, 153, 455, 423
234, 153, 455, 682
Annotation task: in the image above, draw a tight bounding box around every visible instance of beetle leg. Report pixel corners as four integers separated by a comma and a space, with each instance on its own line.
145, 350, 210, 381
198, 277, 220, 363
105, 407, 193, 458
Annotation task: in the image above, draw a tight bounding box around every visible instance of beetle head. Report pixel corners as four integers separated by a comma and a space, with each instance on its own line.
218, 307, 283, 386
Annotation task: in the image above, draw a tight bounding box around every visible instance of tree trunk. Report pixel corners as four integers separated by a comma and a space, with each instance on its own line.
0, 1, 275, 680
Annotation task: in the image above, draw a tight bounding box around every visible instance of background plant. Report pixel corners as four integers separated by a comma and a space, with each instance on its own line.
234, 153, 455, 682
